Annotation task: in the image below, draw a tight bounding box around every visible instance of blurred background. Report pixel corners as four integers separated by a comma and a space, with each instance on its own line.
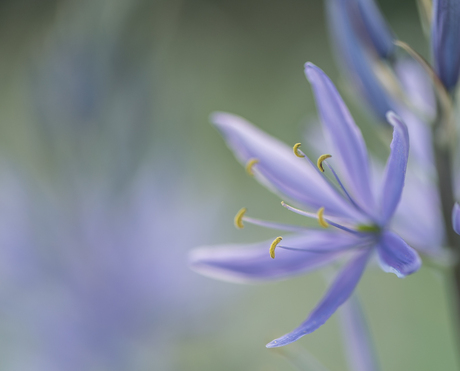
0, 0, 456, 370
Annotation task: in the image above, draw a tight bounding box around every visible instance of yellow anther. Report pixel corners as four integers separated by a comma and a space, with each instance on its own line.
317, 154, 332, 172
317, 207, 329, 228
245, 158, 259, 176
270, 236, 283, 259
293, 143, 305, 158
234, 207, 247, 229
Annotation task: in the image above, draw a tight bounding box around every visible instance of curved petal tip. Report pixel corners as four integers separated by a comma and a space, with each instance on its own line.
385, 111, 407, 132
377, 232, 421, 278
304, 62, 322, 81
385, 110, 398, 125
304, 61, 316, 70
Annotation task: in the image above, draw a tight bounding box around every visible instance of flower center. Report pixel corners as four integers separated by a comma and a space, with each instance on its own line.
236, 144, 379, 259
356, 224, 381, 233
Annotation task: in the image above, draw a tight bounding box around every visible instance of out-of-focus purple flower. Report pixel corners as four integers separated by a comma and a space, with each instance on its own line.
327, 0, 395, 121
353, 0, 395, 59
328, 0, 394, 59
392, 167, 445, 256
431, 0, 460, 90
327, 0, 438, 129
0, 163, 225, 371
452, 203, 460, 235
0, 2, 227, 368
394, 58, 437, 120
191, 63, 422, 348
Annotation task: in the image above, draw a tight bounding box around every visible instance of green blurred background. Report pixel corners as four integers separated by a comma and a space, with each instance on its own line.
0, 0, 457, 370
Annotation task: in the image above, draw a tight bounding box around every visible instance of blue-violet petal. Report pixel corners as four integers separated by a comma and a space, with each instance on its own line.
356, 0, 395, 58
211, 112, 359, 219
376, 231, 421, 278
190, 232, 362, 283
266, 248, 372, 347
326, 0, 394, 122
379, 112, 410, 225
305, 63, 376, 215
432, 0, 460, 90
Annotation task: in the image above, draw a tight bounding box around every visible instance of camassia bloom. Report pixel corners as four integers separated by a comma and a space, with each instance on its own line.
190, 63, 421, 348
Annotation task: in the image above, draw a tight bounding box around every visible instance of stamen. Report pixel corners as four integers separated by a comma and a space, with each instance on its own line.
281, 201, 318, 218
234, 207, 247, 229
245, 158, 259, 176
242, 216, 309, 232
317, 154, 332, 172
291, 149, 364, 219
281, 201, 363, 235
270, 236, 283, 259
293, 143, 305, 158
313, 152, 372, 218
317, 207, 329, 228
323, 161, 373, 219
276, 241, 373, 254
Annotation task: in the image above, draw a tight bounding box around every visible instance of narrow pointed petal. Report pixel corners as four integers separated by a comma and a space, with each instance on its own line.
211, 112, 359, 219
305, 63, 375, 213
432, 0, 460, 90
327, 0, 395, 121
339, 296, 380, 371
266, 248, 372, 347
379, 112, 409, 224
190, 232, 363, 283
453, 203, 460, 235
356, 0, 395, 58
377, 231, 421, 278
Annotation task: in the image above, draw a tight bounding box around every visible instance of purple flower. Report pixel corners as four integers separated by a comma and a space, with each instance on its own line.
327, 0, 394, 121
432, 0, 460, 90
0, 163, 225, 370
190, 63, 421, 347
327, 0, 394, 60
326, 0, 445, 256
393, 58, 436, 121
326, 0, 438, 132
351, 0, 394, 59
452, 203, 460, 235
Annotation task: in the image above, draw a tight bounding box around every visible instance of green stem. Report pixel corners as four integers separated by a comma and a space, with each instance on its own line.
433, 144, 459, 251
433, 115, 460, 359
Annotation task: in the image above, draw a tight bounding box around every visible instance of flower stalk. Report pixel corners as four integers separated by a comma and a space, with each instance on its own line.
432, 104, 460, 358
